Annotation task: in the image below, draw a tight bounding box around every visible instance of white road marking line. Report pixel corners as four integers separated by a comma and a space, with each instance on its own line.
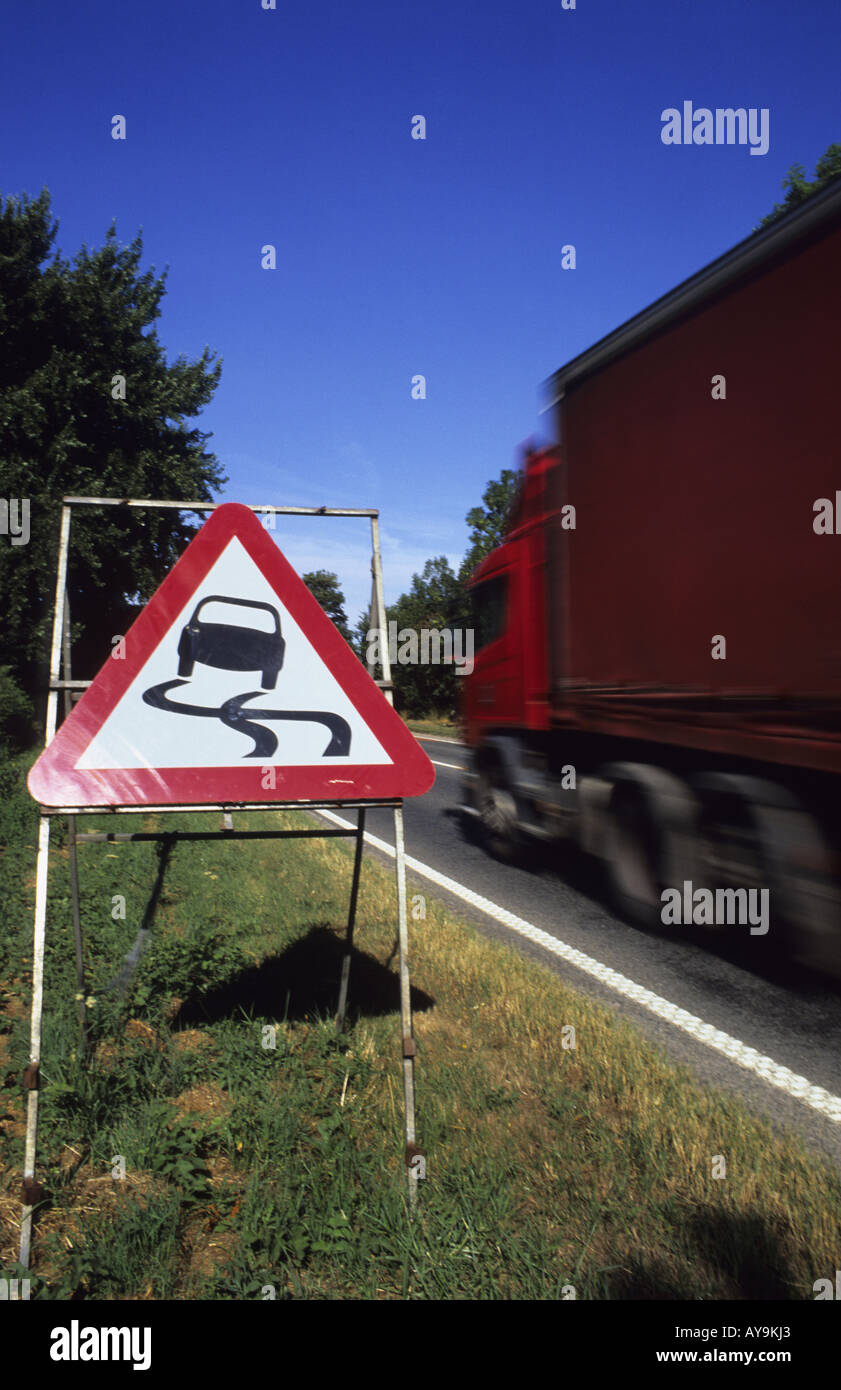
430, 759, 464, 771
314, 807, 841, 1125
414, 734, 463, 745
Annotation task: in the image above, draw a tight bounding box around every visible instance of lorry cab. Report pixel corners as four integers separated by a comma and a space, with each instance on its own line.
463, 554, 521, 734
463, 447, 557, 747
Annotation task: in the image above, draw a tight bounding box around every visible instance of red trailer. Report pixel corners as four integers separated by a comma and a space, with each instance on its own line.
462, 176, 841, 976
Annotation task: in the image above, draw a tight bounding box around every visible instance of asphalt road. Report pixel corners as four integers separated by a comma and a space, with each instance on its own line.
317, 736, 841, 1171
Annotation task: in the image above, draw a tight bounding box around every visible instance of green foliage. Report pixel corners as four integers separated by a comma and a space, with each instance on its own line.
757, 142, 841, 228
132, 923, 247, 1012
42, 1062, 135, 1140
302, 569, 353, 643
384, 555, 462, 718
365, 468, 520, 719
0, 664, 34, 751
0, 749, 38, 980
145, 1109, 211, 1206
37, 1194, 183, 1299
458, 468, 520, 585
0, 187, 225, 710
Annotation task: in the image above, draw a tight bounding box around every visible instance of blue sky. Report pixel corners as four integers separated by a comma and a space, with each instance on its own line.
4, 0, 839, 622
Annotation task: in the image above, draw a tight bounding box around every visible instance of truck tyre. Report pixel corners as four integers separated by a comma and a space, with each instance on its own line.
691, 773, 840, 975
476, 763, 522, 863
600, 764, 699, 929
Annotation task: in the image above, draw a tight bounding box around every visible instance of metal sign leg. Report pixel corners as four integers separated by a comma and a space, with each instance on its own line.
19, 815, 52, 1269
393, 804, 421, 1210
335, 807, 366, 1033
65, 815, 88, 1052
62, 599, 89, 1052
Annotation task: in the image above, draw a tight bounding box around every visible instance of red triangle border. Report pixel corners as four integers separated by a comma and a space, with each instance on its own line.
28, 504, 435, 807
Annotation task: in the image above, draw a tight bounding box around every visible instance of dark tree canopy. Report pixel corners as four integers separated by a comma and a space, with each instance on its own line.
0, 188, 224, 734
458, 468, 519, 585
380, 556, 462, 718
302, 569, 353, 644
361, 466, 521, 720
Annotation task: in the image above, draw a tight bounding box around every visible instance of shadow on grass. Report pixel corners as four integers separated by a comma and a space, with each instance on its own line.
606, 1206, 798, 1299
685, 1205, 799, 1300
172, 923, 435, 1027
105, 836, 174, 997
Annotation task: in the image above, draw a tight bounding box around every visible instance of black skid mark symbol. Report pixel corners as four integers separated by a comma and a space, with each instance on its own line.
143, 679, 222, 720
220, 692, 351, 757
142, 680, 352, 758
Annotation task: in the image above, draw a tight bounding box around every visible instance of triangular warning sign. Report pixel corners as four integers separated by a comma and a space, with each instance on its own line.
28, 504, 435, 807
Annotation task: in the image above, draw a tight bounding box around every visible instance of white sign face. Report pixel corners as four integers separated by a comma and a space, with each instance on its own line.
77, 538, 392, 771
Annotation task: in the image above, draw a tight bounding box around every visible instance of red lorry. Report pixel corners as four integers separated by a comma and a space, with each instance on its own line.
461, 175, 841, 977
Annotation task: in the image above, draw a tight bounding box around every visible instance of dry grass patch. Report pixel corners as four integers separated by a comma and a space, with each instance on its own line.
169, 1082, 231, 1122
171, 1028, 214, 1053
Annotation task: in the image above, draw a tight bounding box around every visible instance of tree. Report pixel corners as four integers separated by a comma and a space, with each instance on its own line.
756, 142, 841, 228
384, 557, 461, 718
0, 188, 224, 739
353, 606, 373, 659
357, 471, 522, 719
458, 467, 520, 585
302, 570, 352, 643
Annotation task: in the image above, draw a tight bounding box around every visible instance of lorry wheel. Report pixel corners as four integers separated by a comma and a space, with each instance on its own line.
691, 777, 764, 935
691, 774, 840, 975
476, 765, 522, 863
600, 764, 698, 929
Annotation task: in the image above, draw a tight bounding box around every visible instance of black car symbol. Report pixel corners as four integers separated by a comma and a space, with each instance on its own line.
176, 595, 286, 689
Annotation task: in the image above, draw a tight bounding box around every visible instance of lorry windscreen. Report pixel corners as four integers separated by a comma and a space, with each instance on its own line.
471, 574, 508, 652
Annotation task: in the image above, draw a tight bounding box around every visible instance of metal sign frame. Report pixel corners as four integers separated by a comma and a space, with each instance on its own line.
19, 496, 423, 1271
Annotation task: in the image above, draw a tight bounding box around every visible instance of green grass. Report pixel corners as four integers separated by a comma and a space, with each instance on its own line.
404, 716, 461, 739
1, 746, 840, 1299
